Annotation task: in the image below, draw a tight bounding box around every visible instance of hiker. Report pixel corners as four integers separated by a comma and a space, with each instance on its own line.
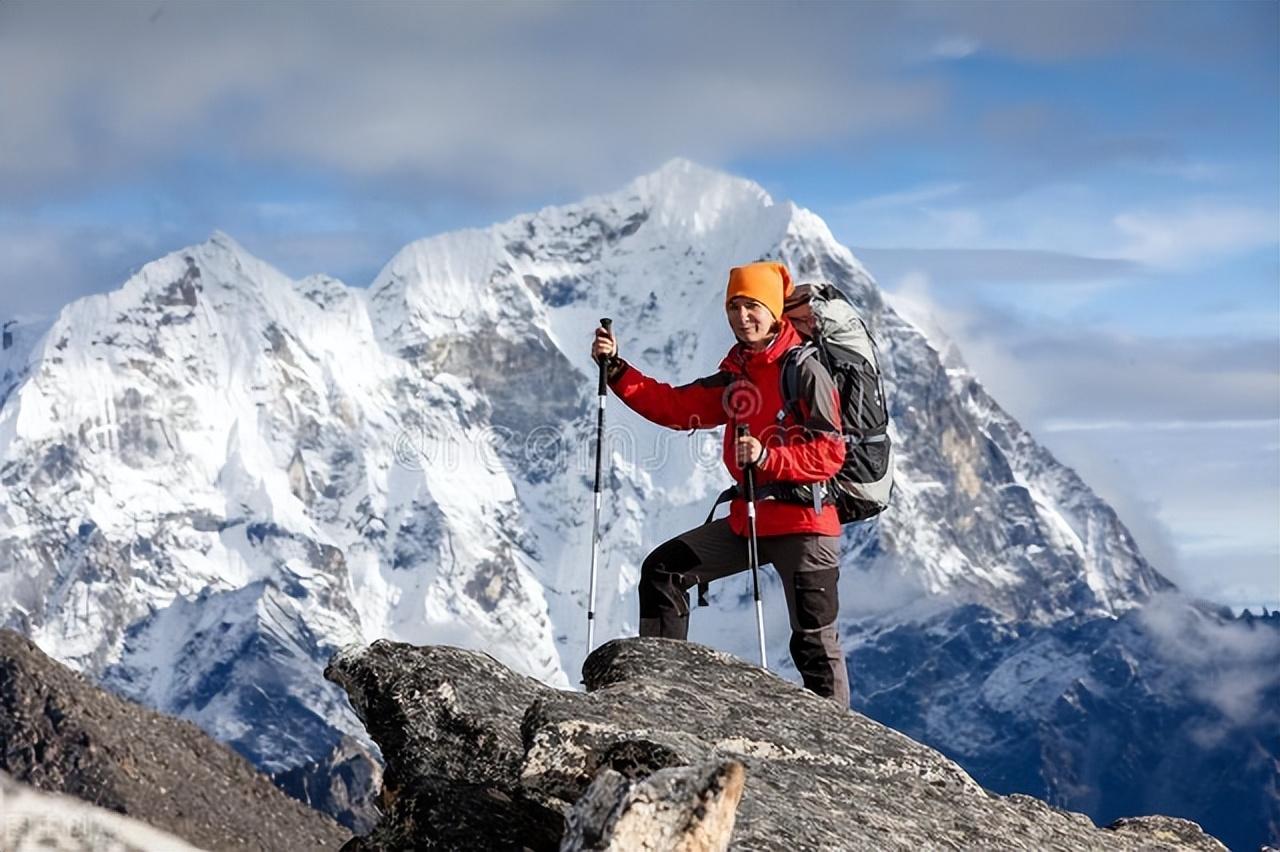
591, 262, 850, 706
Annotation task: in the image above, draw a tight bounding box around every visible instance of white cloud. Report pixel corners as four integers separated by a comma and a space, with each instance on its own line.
1112, 204, 1279, 269
880, 272, 1279, 606
0, 1, 944, 200
0, 223, 168, 319
854, 248, 1142, 291
1042, 418, 1277, 433
1142, 160, 1232, 182
844, 182, 967, 211
836, 185, 1277, 294
1138, 594, 1280, 727
4, 1, 1268, 205
930, 36, 980, 60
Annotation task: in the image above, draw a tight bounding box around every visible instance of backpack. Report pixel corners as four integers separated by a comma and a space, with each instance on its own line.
776, 283, 894, 523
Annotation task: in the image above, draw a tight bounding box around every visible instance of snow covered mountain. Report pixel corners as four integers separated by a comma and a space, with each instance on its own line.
0, 160, 1270, 845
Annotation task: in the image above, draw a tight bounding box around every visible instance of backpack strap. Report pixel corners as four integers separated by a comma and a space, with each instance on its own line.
698, 485, 738, 607
704, 486, 737, 524
696, 475, 836, 606
777, 342, 818, 425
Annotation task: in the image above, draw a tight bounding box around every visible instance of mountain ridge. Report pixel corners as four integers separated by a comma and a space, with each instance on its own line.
4, 159, 1255, 840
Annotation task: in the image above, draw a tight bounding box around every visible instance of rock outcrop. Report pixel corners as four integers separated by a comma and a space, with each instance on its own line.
562, 760, 747, 852
326, 636, 1228, 851
0, 629, 349, 851
273, 735, 384, 833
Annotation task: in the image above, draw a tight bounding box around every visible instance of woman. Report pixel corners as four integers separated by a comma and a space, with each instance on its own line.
591, 262, 850, 705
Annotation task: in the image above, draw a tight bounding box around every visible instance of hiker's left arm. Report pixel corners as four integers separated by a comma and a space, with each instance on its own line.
758, 361, 845, 482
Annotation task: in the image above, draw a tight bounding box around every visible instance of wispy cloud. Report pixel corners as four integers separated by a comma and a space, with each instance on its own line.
1138, 595, 1280, 728
855, 247, 1141, 286
1112, 204, 1279, 269
0, 2, 945, 201
844, 183, 967, 211
3, 1, 1273, 205
0, 222, 167, 319
929, 36, 980, 61
838, 187, 1277, 293
1042, 418, 1279, 433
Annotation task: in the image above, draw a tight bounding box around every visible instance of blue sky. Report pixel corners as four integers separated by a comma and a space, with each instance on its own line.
0, 0, 1276, 608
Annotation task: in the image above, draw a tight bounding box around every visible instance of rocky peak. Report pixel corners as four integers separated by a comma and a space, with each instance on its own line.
325, 636, 1226, 851
615, 158, 786, 236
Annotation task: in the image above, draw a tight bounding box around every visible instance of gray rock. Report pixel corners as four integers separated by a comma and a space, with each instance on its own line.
273, 735, 384, 834
325, 638, 568, 850
327, 636, 1228, 851
324, 638, 558, 799
338, 776, 565, 852
1105, 816, 1229, 851
562, 760, 746, 852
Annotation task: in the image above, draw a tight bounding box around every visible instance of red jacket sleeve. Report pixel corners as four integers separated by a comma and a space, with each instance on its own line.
608, 361, 731, 431
758, 359, 845, 483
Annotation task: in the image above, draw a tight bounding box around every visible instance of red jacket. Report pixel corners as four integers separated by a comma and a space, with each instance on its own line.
608, 321, 845, 537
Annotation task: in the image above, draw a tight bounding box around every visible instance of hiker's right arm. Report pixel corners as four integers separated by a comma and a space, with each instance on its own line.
611, 368, 731, 430
593, 326, 727, 430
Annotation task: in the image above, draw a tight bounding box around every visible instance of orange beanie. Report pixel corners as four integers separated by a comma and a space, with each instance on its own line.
725, 262, 793, 320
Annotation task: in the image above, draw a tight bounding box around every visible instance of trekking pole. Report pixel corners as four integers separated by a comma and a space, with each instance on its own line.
738, 423, 768, 669
587, 318, 613, 655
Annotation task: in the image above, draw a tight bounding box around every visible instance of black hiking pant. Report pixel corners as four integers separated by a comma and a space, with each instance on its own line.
637, 518, 849, 707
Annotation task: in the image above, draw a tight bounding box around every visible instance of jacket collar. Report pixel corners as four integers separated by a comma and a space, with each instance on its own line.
720, 319, 801, 374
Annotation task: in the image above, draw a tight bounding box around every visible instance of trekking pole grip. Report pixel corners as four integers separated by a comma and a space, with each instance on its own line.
597, 318, 613, 396
736, 423, 756, 500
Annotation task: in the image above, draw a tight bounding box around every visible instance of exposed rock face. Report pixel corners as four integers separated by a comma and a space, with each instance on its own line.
273, 735, 384, 834
0, 629, 349, 851
324, 640, 566, 850
563, 760, 746, 852
326, 636, 1227, 851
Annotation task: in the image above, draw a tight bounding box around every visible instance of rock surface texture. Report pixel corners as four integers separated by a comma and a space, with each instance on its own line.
561, 760, 746, 852
273, 735, 384, 833
0, 629, 349, 851
327, 637, 1228, 851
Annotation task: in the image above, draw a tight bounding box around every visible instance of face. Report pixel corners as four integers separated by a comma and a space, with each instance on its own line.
726, 296, 776, 346
785, 302, 815, 338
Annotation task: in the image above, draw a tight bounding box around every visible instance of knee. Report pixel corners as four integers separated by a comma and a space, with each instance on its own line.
639, 539, 699, 612
790, 624, 843, 660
